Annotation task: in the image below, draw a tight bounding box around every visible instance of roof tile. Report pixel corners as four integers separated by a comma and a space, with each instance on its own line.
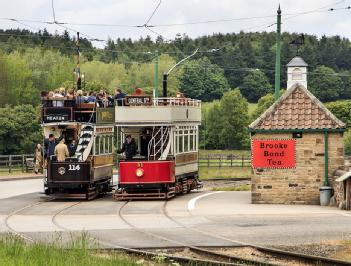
249, 84, 346, 130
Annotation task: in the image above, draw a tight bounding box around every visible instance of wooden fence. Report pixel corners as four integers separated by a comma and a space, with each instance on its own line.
0, 154, 35, 173
0, 153, 251, 173
199, 154, 251, 167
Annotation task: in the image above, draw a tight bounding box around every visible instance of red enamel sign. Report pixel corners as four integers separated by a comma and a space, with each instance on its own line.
252, 139, 296, 168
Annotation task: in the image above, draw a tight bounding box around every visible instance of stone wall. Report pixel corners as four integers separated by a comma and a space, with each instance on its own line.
251, 132, 344, 204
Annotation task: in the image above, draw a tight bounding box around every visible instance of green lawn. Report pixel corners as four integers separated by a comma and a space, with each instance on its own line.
199, 149, 250, 156
0, 234, 153, 266
212, 184, 251, 191
199, 167, 251, 180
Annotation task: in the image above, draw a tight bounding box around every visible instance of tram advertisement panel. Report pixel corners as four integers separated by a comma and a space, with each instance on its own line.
96, 108, 115, 124
251, 139, 296, 168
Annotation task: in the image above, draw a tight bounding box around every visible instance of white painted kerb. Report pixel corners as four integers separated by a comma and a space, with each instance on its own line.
187, 191, 223, 211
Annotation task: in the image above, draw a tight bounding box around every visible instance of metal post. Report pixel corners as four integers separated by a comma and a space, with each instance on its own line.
154, 50, 158, 98
324, 130, 329, 186
9, 155, 12, 173
274, 5, 281, 101
163, 73, 168, 98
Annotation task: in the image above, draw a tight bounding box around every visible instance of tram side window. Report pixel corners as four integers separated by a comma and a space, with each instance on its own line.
95, 136, 100, 155
189, 130, 194, 151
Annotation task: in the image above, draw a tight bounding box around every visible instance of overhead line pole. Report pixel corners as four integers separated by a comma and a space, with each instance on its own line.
154, 50, 159, 98
274, 5, 281, 101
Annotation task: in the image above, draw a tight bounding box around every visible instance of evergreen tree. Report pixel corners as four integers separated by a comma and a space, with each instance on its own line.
240, 70, 272, 102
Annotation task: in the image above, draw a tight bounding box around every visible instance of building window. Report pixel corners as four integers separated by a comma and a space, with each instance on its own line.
292, 68, 302, 80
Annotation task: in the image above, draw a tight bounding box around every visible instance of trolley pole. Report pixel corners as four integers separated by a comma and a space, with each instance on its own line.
76, 32, 81, 90
154, 50, 159, 98
274, 5, 281, 101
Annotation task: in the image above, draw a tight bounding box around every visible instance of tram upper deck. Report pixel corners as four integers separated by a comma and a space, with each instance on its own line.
41, 97, 114, 124
41, 95, 201, 125
114, 96, 201, 126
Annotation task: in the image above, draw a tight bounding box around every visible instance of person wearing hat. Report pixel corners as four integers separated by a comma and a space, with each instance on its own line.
118, 135, 137, 160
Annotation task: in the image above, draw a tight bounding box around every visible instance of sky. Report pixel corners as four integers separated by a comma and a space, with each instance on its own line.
0, 0, 351, 47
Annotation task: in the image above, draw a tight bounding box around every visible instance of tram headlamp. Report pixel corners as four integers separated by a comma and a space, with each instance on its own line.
136, 168, 144, 177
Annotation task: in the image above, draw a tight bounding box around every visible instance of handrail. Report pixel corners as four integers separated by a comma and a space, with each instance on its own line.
153, 97, 201, 107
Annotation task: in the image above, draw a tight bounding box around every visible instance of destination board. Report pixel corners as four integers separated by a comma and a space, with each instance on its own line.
251, 139, 296, 168
43, 107, 72, 123
125, 96, 152, 106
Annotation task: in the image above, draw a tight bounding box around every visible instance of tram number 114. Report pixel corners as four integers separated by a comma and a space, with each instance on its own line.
68, 164, 81, 171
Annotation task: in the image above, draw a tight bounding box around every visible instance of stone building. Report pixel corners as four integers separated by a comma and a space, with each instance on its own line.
249, 56, 346, 205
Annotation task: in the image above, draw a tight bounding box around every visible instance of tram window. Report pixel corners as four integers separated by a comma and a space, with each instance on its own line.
184, 130, 189, 152
178, 135, 183, 153
100, 136, 104, 154
109, 136, 113, 153
189, 131, 194, 151
95, 136, 100, 155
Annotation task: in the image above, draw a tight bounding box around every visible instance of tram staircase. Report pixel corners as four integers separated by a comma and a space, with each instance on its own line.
148, 126, 171, 161
73, 125, 94, 161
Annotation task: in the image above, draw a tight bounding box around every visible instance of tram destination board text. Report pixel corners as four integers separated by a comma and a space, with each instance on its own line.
251, 139, 296, 168
124, 96, 152, 106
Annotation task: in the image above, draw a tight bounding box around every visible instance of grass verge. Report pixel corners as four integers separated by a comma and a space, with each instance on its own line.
212, 184, 251, 191
199, 167, 251, 180
0, 233, 156, 266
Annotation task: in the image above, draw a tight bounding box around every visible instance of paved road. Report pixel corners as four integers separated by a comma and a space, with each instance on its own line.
0, 179, 351, 248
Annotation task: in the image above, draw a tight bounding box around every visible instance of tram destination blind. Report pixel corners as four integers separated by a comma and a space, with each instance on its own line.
251, 139, 296, 168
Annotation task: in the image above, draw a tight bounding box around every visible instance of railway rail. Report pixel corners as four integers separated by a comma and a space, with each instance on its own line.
2, 196, 351, 265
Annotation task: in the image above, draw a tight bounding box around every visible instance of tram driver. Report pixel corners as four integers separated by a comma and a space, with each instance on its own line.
118, 135, 137, 160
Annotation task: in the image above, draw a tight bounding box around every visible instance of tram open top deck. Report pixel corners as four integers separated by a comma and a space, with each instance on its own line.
114, 96, 201, 126
40, 95, 201, 126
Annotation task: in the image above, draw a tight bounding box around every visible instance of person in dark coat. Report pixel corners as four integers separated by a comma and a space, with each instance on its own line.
118, 135, 137, 160
44, 134, 57, 159
140, 130, 151, 157
68, 140, 77, 157
114, 88, 126, 106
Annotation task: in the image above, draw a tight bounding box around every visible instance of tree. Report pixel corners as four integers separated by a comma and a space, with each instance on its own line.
240, 70, 272, 102
308, 65, 342, 101
250, 93, 275, 121
325, 100, 351, 127
204, 102, 222, 149
205, 89, 250, 149
219, 89, 250, 149
180, 57, 229, 101
0, 105, 41, 154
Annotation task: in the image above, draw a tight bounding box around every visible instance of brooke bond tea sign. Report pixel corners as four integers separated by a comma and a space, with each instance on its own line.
252, 139, 296, 168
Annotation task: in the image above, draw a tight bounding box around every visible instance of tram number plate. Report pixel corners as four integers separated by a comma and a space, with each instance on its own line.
68, 164, 81, 171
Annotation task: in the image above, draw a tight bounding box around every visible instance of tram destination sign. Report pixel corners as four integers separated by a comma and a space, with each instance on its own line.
251, 139, 296, 168
125, 96, 152, 106
43, 108, 71, 123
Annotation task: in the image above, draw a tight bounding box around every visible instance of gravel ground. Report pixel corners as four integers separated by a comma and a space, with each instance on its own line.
272, 240, 351, 261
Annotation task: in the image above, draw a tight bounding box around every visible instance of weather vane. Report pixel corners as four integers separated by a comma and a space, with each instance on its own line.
289, 34, 305, 56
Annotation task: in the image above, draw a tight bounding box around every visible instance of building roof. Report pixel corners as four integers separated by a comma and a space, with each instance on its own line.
249, 84, 346, 131
287, 56, 308, 67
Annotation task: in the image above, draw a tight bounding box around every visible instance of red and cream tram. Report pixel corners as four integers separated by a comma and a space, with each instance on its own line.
114, 94, 202, 200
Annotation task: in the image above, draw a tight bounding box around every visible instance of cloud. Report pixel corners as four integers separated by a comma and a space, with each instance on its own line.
0, 0, 350, 44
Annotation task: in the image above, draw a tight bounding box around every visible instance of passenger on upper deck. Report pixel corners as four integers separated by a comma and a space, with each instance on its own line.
114, 88, 126, 106
76, 90, 85, 105
87, 92, 96, 103
52, 88, 64, 107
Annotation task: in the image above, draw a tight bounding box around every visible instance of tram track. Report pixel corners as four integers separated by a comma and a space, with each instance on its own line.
3, 195, 351, 265
3, 197, 56, 243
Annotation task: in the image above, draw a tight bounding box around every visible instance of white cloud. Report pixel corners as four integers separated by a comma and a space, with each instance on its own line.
0, 0, 351, 44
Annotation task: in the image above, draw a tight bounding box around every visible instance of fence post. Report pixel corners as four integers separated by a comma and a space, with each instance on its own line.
22, 154, 25, 172
230, 155, 233, 167
207, 155, 210, 167
241, 155, 244, 167
219, 155, 221, 167
9, 155, 12, 173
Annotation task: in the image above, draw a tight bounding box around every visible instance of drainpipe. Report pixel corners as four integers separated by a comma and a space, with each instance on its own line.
324, 130, 329, 186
